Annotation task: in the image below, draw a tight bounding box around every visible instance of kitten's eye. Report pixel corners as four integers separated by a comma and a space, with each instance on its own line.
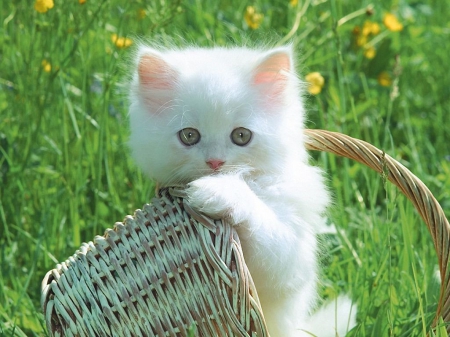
178, 128, 201, 146
231, 127, 252, 146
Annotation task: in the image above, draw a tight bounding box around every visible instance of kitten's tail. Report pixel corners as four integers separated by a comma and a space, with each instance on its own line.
302, 296, 357, 337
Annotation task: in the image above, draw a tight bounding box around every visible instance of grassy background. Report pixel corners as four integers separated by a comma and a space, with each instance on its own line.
1, 0, 449, 336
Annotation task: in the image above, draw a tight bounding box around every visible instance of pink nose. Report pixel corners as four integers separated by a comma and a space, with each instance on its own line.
206, 159, 225, 170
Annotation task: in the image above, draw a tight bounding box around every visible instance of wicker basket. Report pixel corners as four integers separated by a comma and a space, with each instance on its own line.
41, 187, 268, 337
41, 130, 450, 336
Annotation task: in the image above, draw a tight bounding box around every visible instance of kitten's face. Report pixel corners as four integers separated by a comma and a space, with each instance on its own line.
129, 46, 305, 186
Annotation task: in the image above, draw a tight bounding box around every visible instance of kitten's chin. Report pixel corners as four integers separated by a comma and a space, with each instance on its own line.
157, 168, 235, 187
157, 173, 208, 187
154, 163, 258, 188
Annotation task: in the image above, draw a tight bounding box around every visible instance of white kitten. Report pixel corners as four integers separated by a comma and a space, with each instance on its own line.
129, 44, 356, 336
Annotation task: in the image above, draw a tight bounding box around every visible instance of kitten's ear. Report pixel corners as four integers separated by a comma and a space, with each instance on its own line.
252, 47, 292, 103
137, 49, 177, 110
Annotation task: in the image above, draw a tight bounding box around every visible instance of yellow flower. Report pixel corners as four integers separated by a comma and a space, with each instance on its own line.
362, 21, 380, 36
305, 72, 325, 95
34, 0, 54, 13
244, 6, 263, 30
137, 8, 146, 20
79, 0, 86, 4
364, 46, 376, 59
111, 34, 133, 49
41, 60, 52, 73
383, 13, 403, 32
354, 21, 380, 49
290, 0, 298, 6
377, 71, 392, 87
356, 34, 368, 47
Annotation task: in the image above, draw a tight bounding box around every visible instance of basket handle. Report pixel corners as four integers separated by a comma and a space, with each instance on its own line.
304, 129, 450, 332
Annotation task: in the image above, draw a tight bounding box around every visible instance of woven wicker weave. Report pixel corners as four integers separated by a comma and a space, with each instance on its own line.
41, 129, 450, 336
41, 187, 268, 337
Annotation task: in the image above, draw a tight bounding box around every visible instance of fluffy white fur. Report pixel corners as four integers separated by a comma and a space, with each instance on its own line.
128, 45, 356, 336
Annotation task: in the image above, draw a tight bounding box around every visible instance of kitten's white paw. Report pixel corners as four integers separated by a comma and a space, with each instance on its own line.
185, 175, 251, 222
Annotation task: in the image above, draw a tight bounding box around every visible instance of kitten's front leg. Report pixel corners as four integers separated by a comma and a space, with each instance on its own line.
185, 174, 315, 286
186, 174, 318, 336
185, 174, 254, 225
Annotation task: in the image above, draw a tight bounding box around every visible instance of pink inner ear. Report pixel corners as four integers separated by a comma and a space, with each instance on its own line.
253, 71, 284, 85
138, 54, 175, 89
137, 53, 177, 110
253, 52, 290, 85
252, 52, 291, 101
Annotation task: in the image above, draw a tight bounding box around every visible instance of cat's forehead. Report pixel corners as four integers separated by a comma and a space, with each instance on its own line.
174, 97, 253, 132
170, 51, 256, 130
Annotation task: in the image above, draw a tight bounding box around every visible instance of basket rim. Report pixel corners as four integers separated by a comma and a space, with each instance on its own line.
304, 128, 450, 332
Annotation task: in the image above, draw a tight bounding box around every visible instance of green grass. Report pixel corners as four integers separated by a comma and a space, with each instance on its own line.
1, 0, 449, 336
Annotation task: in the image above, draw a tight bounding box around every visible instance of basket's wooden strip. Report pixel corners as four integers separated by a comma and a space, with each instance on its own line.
304, 129, 450, 332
